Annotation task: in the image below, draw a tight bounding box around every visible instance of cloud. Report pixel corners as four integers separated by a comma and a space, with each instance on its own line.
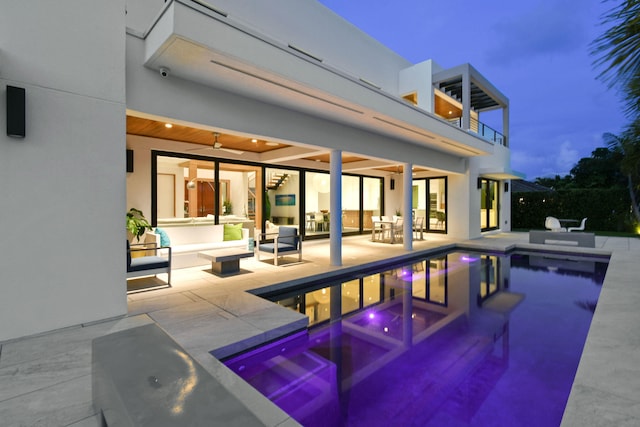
512, 139, 582, 179
555, 140, 580, 173
485, 2, 586, 66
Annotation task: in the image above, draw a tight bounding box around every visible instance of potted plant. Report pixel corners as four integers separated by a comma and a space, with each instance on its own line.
126, 208, 152, 242
223, 200, 233, 215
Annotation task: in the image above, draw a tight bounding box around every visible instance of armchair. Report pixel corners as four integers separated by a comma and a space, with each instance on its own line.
126, 240, 172, 289
256, 226, 302, 266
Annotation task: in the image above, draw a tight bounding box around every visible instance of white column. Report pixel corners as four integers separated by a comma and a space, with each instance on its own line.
330, 149, 342, 266
502, 104, 510, 147
462, 70, 471, 131
403, 162, 413, 251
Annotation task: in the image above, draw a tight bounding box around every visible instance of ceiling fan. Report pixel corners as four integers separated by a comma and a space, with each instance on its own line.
188, 132, 244, 155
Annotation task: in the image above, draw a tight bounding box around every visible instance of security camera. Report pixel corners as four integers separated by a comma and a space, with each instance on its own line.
159, 67, 170, 77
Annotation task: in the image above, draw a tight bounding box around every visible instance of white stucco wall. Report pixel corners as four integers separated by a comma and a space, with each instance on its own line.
0, 0, 127, 341
126, 0, 411, 92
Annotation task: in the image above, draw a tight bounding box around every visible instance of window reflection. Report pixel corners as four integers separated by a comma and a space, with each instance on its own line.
479, 255, 499, 301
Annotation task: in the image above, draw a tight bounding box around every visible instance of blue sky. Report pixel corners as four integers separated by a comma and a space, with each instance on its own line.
318, 0, 626, 180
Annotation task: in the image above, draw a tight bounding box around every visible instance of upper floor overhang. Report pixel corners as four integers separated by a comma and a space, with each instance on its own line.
136, 0, 498, 158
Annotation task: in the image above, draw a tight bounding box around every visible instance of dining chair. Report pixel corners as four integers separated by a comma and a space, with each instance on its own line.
393, 217, 404, 243
371, 215, 382, 241
568, 218, 587, 232
305, 213, 316, 232
545, 216, 566, 232
413, 217, 424, 240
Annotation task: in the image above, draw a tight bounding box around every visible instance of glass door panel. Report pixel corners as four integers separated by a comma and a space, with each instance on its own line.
342, 175, 361, 233
363, 177, 382, 233
480, 179, 499, 231
305, 171, 330, 236
265, 167, 300, 230
219, 163, 261, 233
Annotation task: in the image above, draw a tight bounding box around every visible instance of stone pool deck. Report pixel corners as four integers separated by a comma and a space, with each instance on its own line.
0, 232, 638, 426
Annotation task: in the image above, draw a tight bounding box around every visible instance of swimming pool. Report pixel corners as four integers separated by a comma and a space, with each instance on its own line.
223, 250, 608, 426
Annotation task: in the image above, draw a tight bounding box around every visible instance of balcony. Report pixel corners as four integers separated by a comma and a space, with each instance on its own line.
446, 117, 505, 146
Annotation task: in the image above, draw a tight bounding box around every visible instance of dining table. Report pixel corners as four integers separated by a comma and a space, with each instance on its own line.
559, 218, 579, 228
371, 219, 398, 243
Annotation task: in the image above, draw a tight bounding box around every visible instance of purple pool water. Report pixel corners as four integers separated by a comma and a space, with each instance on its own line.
224, 251, 608, 426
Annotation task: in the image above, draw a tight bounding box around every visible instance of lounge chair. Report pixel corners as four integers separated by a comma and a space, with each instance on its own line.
126, 240, 172, 288
256, 226, 302, 266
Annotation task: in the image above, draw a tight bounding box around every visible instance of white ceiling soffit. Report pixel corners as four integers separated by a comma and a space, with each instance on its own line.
479, 167, 526, 181
142, 0, 493, 158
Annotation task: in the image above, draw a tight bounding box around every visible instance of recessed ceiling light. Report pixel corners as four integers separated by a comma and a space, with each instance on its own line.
315, 159, 321, 162
448, 111, 452, 115
251, 139, 258, 143
265, 142, 279, 146
164, 123, 173, 128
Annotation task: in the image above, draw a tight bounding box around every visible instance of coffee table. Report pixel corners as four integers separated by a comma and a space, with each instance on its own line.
197, 248, 254, 275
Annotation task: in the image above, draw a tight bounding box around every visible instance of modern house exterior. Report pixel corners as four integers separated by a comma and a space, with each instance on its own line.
0, 0, 521, 342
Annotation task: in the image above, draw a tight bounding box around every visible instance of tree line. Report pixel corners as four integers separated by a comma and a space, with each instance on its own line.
535, 1, 640, 223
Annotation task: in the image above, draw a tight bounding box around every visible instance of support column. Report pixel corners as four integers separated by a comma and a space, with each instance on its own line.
462, 70, 471, 131
502, 103, 510, 147
330, 149, 342, 266
403, 162, 413, 251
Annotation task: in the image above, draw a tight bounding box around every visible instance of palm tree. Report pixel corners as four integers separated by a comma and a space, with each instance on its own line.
603, 130, 640, 222
591, 0, 640, 118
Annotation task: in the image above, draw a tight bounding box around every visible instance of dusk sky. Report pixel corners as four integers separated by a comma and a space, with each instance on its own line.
318, 0, 627, 180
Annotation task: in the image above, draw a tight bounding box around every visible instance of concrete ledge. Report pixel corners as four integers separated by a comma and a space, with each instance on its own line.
529, 230, 595, 248
92, 323, 268, 426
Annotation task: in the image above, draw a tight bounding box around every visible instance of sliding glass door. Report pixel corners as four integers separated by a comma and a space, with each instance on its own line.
480, 178, 499, 231
413, 177, 447, 234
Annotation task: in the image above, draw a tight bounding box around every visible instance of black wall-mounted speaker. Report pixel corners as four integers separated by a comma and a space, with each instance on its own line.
126, 149, 134, 173
390, 178, 395, 190
504, 182, 509, 192
7, 85, 26, 138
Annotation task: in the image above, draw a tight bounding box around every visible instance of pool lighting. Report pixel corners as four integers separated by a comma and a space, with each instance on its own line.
461, 256, 478, 262
368, 313, 375, 320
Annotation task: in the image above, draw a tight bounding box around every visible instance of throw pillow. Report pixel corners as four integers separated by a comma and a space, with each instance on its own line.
155, 228, 171, 247
223, 223, 243, 241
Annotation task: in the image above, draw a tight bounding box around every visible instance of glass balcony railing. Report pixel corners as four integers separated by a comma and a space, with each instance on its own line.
446, 117, 506, 146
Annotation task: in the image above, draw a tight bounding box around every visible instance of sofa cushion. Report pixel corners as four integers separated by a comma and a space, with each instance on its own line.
258, 243, 297, 254
223, 223, 243, 241
128, 256, 169, 272
171, 240, 245, 255
278, 227, 299, 247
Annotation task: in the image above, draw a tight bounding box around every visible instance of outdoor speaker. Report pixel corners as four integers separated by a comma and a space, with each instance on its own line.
504, 182, 509, 192
390, 178, 395, 190
126, 149, 134, 173
6, 85, 25, 138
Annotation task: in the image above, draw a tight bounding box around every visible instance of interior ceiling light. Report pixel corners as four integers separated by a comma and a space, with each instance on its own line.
266, 142, 279, 146
165, 123, 173, 128
251, 139, 258, 143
